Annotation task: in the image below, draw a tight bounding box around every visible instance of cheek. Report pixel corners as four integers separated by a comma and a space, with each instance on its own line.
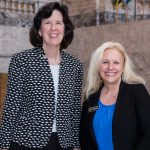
40, 25, 48, 32
99, 65, 106, 72
60, 26, 65, 34
99, 66, 105, 76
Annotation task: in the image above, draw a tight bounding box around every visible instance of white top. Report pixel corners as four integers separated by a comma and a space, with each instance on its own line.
50, 65, 60, 132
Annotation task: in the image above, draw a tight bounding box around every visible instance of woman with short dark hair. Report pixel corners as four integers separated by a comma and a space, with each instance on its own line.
29, 2, 74, 49
0, 2, 83, 150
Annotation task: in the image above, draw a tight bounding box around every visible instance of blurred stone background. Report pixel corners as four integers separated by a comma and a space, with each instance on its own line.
0, 0, 150, 120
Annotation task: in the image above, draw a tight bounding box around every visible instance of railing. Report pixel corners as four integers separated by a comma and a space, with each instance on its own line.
0, 0, 45, 14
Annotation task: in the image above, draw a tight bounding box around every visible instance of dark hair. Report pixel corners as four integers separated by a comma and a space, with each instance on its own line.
29, 2, 74, 50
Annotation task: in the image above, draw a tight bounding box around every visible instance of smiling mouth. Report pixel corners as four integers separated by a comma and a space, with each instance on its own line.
105, 72, 116, 76
49, 34, 58, 38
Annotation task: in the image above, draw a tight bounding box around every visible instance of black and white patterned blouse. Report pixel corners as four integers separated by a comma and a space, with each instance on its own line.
0, 47, 83, 149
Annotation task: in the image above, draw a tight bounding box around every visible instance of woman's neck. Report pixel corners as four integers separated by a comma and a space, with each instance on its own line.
100, 80, 121, 105
102, 85, 119, 97
103, 79, 121, 95
43, 45, 61, 65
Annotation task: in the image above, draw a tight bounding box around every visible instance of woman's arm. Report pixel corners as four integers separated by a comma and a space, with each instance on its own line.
80, 100, 88, 150
0, 54, 26, 148
71, 62, 83, 148
135, 84, 150, 150
80, 99, 95, 150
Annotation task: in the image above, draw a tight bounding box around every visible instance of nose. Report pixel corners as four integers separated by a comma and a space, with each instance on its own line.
51, 23, 56, 30
108, 62, 114, 69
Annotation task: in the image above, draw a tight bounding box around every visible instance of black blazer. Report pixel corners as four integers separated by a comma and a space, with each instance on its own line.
80, 81, 150, 150
0, 47, 83, 149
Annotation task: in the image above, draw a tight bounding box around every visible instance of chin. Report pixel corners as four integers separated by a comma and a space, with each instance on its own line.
105, 79, 121, 85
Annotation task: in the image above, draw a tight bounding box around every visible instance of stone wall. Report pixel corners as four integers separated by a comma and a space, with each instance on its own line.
0, 20, 150, 118
0, 25, 32, 73
1, 0, 150, 28
1, 20, 150, 86
62, 0, 96, 16
0, 0, 150, 119
68, 19, 150, 94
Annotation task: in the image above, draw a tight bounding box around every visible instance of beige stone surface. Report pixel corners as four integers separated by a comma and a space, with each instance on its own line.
67, 19, 150, 93
0, 20, 150, 92
0, 19, 150, 119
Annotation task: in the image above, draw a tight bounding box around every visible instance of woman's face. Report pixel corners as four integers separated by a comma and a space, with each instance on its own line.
99, 48, 124, 85
39, 9, 65, 48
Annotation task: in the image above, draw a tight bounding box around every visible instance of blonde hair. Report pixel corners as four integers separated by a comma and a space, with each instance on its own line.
85, 42, 145, 98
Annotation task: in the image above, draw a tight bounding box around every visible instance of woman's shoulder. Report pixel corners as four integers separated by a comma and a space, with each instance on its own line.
123, 81, 146, 89
10, 47, 42, 64
82, 90, 100, 108
13, 47, 39, 57
11, 48, 35, 60
122, 81, 149, 96
62, 51, 82, 65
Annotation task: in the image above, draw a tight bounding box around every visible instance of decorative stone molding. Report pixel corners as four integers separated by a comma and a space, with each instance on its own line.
0, 0, 36, 14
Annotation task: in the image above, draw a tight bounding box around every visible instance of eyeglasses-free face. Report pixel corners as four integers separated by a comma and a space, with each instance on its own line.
39, 9, 65, 49
99, 48, 124, 85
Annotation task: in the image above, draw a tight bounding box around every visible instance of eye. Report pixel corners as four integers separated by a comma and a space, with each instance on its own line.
101, 61, 108, 64
56, 21, 63, 25
43, 21, 50, 24
114, 61, 119, 64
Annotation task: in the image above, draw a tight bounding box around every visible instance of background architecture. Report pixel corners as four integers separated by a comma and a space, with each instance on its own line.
0, 0, 150, 119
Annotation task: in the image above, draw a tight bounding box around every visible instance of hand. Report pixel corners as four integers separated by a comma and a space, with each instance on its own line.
73, 148, 81, 150
0, 149, 8, 150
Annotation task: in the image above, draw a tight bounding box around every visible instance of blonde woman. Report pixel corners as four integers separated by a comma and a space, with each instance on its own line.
80, 42, 150, 150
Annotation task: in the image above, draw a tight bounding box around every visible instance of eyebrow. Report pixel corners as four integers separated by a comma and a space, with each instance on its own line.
101, 59, 122, 62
